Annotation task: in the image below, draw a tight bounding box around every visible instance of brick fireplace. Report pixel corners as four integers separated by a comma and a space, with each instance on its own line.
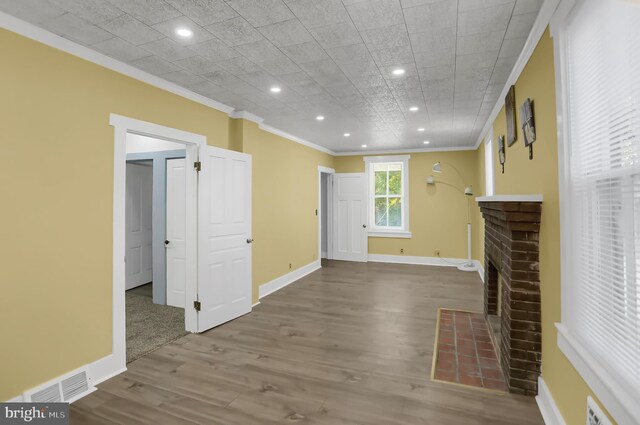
477, 195, 543, 396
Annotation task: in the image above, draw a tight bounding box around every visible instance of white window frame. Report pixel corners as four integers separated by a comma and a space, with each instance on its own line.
363, 155, 411, 238
485, 129, 495, 196
552, 0, 640, 423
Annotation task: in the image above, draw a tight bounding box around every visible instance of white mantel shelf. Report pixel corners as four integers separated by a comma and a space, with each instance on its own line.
476, 195, 543, 203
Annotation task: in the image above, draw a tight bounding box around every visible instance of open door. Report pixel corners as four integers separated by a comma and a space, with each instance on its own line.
125, 162, 153, 289
196, 145, 252, 332
166, 158, 187, 308
333, 173, 368, 262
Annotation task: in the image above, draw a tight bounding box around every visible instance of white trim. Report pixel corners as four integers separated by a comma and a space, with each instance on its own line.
484, 128, 495, 196
318, 166, 335, 262
368, 254, 478, 269
109, 114, 203, 387
229, 110, 264, 124
536, 377, 567, 425
475, 260, 485, 283
368, 231, 412, 238
252, 301, 261, 308
335, 146, 476, 156
364, 155, 411, 234
475, 194, 543, 202
556, 324, 640, 425
474, 0, 562, 149
258, 260, 321, 299
6, 395, 24, 403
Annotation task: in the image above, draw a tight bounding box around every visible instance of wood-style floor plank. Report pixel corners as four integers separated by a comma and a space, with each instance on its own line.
71, 260, 544, 424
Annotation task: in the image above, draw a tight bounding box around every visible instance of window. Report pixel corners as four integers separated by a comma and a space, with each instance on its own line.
556, 0, 640, 421
485, 132, 495, 196
364, 155, 410, 238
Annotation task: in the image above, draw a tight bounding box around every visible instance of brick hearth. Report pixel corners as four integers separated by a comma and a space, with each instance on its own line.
478, 198, 542, 396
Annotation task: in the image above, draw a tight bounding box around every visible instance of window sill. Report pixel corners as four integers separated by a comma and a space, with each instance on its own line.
555, 323, 640, 424
368, 231, 412, 239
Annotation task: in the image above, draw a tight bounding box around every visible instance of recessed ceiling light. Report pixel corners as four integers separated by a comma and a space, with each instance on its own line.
418, 127, 425, 132
392, 68, 405, 76
344, 133, 351, 137
175, 28, 193, 38
423, 140, 430, 145
270, 86, 281, 93
316, 115, 325, 121
409, 106, 419, 112
361, 144, 367, 148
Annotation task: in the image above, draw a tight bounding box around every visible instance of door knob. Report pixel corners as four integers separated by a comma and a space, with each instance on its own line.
164, 240, 170, 245
246, 238, 254, 244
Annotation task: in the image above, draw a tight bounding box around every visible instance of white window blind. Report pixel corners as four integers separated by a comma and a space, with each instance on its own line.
566, 0, 640, 393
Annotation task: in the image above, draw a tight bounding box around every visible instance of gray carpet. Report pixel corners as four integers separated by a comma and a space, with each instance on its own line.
126, 284, 188, 363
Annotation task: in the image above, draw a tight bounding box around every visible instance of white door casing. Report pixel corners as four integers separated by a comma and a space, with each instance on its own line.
125, 162, 153, 290
333, 173, 368, 262
196, 145, 252, 332
166, 158, 187, 308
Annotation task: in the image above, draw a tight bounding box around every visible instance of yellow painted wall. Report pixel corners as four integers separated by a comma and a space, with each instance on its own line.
479, 29, 615, 425
334, 151, 479, 259
0, 29, 333, 400
241, 120, 334, 301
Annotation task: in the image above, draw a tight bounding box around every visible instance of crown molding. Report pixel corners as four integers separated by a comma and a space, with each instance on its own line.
334, 145, 476, 156
229, 110, 264, 124
259, 124, 336, 155
473, 0, 562, 150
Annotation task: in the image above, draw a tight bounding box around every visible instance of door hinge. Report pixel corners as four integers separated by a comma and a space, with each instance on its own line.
194, 300, 201, 311
194, 161, 201, 172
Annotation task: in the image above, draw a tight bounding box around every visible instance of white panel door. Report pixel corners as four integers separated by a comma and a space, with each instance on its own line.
333, 173, 368, 262
125, 162, 153, 290
197, 145, 252, 332
166, 158, 186, 308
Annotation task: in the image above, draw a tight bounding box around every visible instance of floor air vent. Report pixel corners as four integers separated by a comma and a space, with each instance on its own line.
30, 383, 62, 403
61, 371, 89, 401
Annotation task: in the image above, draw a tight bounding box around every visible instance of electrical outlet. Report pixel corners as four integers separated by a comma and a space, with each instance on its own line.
435, 249, 440, 256
400, 248, 404, 254
289, 263, 292, 270
586, 396, 612, 425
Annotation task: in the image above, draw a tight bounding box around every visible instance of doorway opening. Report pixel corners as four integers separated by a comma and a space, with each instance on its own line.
124, 134, 189, 362
318, 166, 335, 263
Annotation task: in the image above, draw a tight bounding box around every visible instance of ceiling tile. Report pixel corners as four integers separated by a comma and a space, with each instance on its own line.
234, 39, 289, 63
237, 70, 281, 89
499, 36, 527, 58
99, 14, 165, 45
0, 0, 66, 24
258, 19, 314, 47
141, 37, 197, 61
456, 30, 504, 56
326, 43, 372, 64
49, 0, 124, 25
41, 13, 113, 44
404, 0, 457, 34
309, 21, 361, 49
189, 38, 241, 62
205, 17, 263, 46
360, 24, 410, 51
130, 55, 181, 75
370, 45, 414, 67
173, 55, 223, 74
151, 16, 216, 45
225, 0, 294, 27
457, 3, 513, 36
345, 0, 404, 31
217, 55, 264, 74
92, 36, 152, 62
277, 71, 316, 86
281, 40, 330, 63
505, 11, 538, 39
458, 0, 514, 12
186, 80, 228, 97
164, 0, 238, 26
514, 0, 543, 15
162, 70, 206, 86
285, 0, 350, 29
258, 58, 301, 75
105, 0, 181, 25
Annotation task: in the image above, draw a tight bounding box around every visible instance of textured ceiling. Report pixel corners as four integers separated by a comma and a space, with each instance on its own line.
0, 0, 543, 152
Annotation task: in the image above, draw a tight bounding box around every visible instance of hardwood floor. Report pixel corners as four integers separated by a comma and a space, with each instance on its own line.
71, 260, 544, 424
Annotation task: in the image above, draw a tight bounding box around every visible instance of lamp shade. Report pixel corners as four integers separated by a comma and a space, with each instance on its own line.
432, 162, 442, 173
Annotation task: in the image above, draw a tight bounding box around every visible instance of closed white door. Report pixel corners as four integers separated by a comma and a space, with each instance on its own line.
197, 145, 252, 332
125, 162, 153, 289
333, 173, 368, 262
166, 158, 186, 308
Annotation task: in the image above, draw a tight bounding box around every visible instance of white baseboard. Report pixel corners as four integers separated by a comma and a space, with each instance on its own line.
259, 260, 321, 299
252, 301, 261, 307
536, 377, 567, 425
